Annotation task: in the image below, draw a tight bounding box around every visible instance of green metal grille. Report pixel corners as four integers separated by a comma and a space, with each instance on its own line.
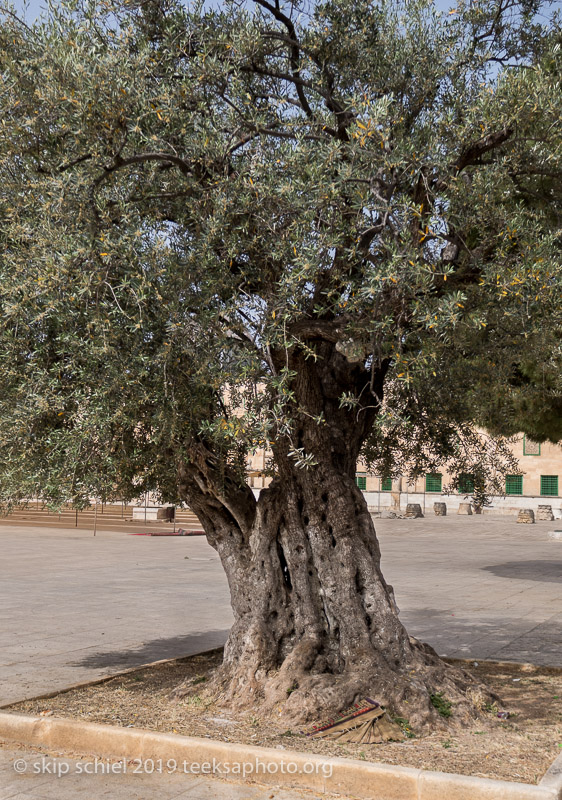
355, 474, 367, 491
540, 475, 558, 496
505, 475, 523, 495
425, 473, 442, 493
523, 436, 541, 456
381, 478, 392, 492
458, 473, 474, 494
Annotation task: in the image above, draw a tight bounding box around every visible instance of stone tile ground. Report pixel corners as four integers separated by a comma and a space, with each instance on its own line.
0, 515, 560, 707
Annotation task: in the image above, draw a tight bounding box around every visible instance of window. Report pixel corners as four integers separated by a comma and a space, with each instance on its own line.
523, 435, 541, 456
505, 475, 523, 495
425, 473, 442, 493
381, 477, 392, 492
540, 475, 558, 496
458, 473, 474, 494
355, 474, 367, 491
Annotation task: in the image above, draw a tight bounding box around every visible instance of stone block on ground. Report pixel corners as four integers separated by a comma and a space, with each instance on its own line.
517, 509, 535, 524
457, 502, 472, 515
405, 503, 423, 518
536, 505, 554, 522
433, 502, 447, 516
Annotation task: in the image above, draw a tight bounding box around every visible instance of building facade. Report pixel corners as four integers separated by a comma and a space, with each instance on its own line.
248, 434, 562, 518
354, 434, 562, 517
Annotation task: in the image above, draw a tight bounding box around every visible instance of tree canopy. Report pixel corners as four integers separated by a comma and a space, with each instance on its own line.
0, 0, 560, 507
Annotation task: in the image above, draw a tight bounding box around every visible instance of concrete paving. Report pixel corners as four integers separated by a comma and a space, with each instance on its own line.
378, 515, 562, 666
0, 742, 334, 800
0, 516, 560, 707
0, 527, 231, 706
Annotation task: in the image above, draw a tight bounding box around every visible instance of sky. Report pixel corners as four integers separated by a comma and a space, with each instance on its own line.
7, 0, 481, 20
8, 0, 561, 27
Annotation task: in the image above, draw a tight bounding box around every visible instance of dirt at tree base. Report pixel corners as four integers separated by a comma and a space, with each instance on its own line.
8, 650, 562, 785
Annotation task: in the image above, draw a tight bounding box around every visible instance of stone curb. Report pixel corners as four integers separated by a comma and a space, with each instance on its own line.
1, 711, 561, 800
541, 753, 562, 800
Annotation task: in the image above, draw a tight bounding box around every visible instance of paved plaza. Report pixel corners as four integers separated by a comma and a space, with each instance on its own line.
0, 516, 560, 707
0, 743, 332, 800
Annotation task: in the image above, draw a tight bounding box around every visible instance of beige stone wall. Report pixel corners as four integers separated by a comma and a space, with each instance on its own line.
354, 434, 561, 498
247, 434, 562, 499
247, 448, 269, 488
508, 435, 561, 496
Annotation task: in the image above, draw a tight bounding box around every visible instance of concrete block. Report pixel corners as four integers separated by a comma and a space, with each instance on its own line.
433, 503, 447, 516
457, 503, 472, 515
517, 509, 535, 524
131, 506, 162, 521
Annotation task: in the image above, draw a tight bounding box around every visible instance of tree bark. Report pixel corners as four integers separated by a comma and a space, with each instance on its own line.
176, 343, 493, 729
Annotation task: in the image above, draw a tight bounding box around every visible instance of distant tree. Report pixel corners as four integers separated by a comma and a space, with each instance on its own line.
0, 0, 560, 728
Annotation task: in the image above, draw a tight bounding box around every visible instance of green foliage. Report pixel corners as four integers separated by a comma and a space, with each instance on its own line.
392, 716, 416, 738
0, 0, 560, 506
430, 691, 453, 718
185, 694, 205, 707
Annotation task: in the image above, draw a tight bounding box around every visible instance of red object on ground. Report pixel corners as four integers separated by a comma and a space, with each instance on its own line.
129, 529, 205, 537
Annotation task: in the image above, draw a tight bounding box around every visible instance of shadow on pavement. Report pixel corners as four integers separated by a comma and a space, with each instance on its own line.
481, 561, 562, 583
71, 630, 229, 668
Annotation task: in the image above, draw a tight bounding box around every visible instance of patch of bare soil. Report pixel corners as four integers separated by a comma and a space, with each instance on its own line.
9, 650, 562, 784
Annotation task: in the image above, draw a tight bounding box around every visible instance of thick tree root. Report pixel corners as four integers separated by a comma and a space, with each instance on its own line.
171, 637, 500, 735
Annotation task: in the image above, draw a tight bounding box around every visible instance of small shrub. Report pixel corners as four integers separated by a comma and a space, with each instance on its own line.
393, 716, 415, 738
430, 692, 452, 718
186, 694, 204, 707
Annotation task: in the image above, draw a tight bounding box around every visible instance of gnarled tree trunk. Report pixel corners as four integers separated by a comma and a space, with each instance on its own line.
177, 343, 493, 729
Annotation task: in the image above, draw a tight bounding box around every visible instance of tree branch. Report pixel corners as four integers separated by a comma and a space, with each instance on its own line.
113, 151, 194, 175
253, 0, 316, 122
455, 127, 513, 173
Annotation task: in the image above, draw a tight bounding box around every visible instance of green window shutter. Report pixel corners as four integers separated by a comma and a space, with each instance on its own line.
458, 473, 474, 494
505, 475, 523, 495
540, 475, 558, 496
523, 436, 541, 456
355, 474, 367, 491
381, 477, 392, 492
425, 473, 442, 493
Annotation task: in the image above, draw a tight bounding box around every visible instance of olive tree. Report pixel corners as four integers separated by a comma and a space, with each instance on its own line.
0, 0, 560, 727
